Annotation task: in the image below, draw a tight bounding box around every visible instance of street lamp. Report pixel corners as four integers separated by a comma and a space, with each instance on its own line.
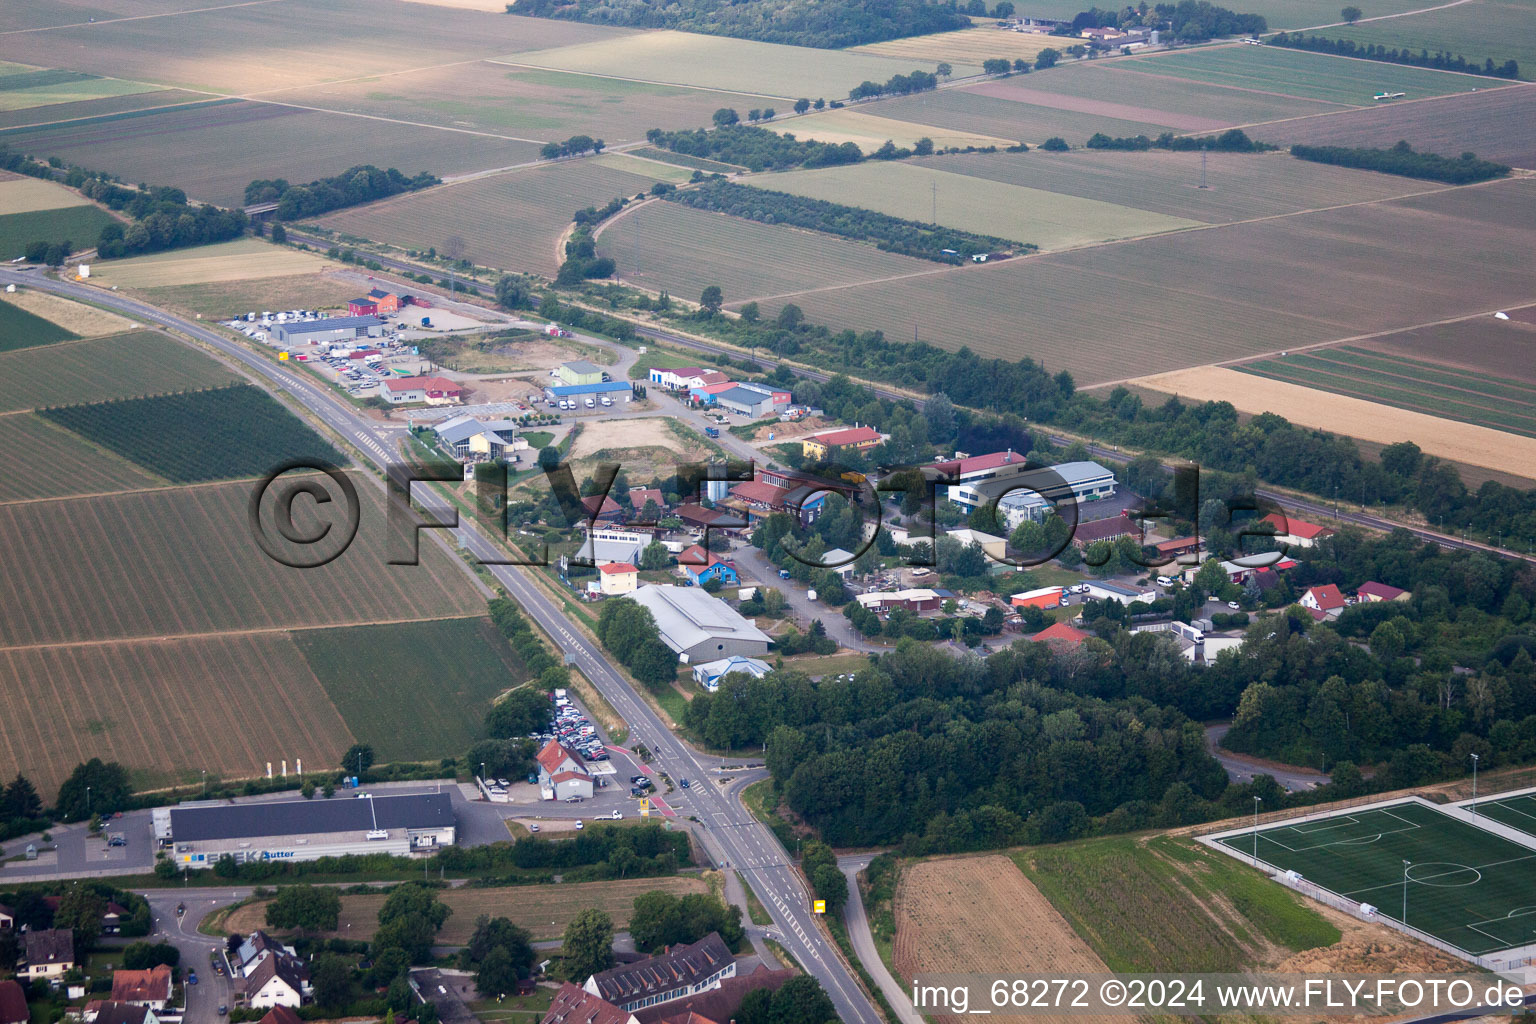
86, 785, 92, 819
1402, 860, 1411, 926
1252, 796, 1262, 867
1470, 753, 1479, 815
201, 769, 207, 797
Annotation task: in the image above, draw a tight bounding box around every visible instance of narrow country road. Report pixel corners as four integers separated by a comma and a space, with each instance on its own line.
839, 854, 923, 1024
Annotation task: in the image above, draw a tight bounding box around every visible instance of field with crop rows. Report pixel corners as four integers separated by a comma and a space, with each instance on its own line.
0, 178, 93, 215
0, 68, 158, 113
0, 205, 119, 258
978, 61, 1347, 128
42, 384, 344, 482
0, 414, 163, 503
758, 162, 1201, 250
870, 87, 1171, 146
1237, 346, 1536, 436
849, 26, 1062, 64
0, 298, 77, 352
0, 476, 486, 648
323, 160, 668, 276
0, 0, 626, 95
1357, 318, 1536, 384
500, 29, 973, 99
0, 331, 236, 412
922, 149, 1435, 223
0, 632, 353, 797
1119, 45, 1501, 105
1321, 3, 1536, 85
0, 90, 211, 131
0, 101, 540, 207
777, 107, 1015, 152
273, 64, 768, 149
293, 617, 528, 762
1, 0, 271, 33
92, 238, 332, 288
599, 201, 935, 305
1270, 86, 1536, 170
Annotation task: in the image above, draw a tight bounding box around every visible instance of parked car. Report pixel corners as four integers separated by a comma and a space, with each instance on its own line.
1228, 601, 1242, 609
1156, 576, 1175, 587
630, 775, 647, 784
574, 821, 584, 831
609, 811, 623, 820
218, 1006, 227, 1017
529, 823, 540, 833
188, 973, 198, 986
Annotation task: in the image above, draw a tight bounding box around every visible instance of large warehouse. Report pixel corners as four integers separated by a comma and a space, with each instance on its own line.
157, 792, 456, 868
271, 315, 384, 345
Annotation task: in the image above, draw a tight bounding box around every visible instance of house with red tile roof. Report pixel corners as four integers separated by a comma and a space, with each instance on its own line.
1031, 621, 1093, 647
1300, 584, 1348, 620
535, 740, 592, 802
801, 426, 883, 459
111, 965, 172, 1010
0, 980, 28, 1024
1260, 513, 1335, 548
1357, 581, 1409, 603
597, 562, 639, 596
541, 983, 638, 1024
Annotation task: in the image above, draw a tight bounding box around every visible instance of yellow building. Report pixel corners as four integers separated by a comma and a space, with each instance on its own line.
801, 425, 883, 460
598, 562, 639, 596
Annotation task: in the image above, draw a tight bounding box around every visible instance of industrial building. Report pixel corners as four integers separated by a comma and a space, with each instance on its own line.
692, 655, 771, 692
1079, 580, 1158, 606
158, 792, 456, 868
270, 315, 384, 345
545, 380, 633, 402
801, 426, 883, 460
385, 376, 463, 405
557, 360, 605, 386
624, 585, 772, 663
952, 460, 1117, 524
573, 528, 649, 567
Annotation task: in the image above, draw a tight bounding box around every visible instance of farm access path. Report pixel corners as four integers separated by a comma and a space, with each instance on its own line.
0, 266, 885, 1024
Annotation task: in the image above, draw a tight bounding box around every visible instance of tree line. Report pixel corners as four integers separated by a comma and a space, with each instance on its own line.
849, 68, 939, 101
661, 179, 1032, 263
1269, 31, 1520, 78
644, 125, 864, 173
1085, 128, 1273, 151
1290, 141, 1510, 184
244, 165, 439, 221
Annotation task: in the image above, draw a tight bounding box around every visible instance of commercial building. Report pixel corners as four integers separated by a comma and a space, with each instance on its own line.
692, 655, 771, 692
1071, 515, 1138, 548
1080, 580, 1158, 606
19, 929, 74, 981
385, 376, 463, 405
1011, 586, 1064, 609
801, 426, 883, 460
162, 792, 456, 868
584, 933, 735, 1013
632, 965, 794, 1024
271, 315, 383, 345
557, 360, 606, 386
545, 381, 633, 402
542, 984, 639, 1024
536, 740, 593, 802
625, 585, 772, 663
855, 589, 942, 613
347, 297, 379, 317
956, 460, 1116, 522
944, 528, 1007, 562
597, 562, 639, 596
574, 528, 649, 567
649, 367, 727, 391
433, 416, 524, 460
367, 288, 401, 314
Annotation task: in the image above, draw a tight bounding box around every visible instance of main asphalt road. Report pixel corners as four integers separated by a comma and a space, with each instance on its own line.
0, 268, 882, 1024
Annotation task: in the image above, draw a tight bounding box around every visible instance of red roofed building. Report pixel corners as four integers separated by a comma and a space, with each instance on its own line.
385, 376, 464, 406
0, 980, 28, 1024
802, 426, 883, 459
598, 562, 638, 596
1300, 584, 1347, 620
1260, 513, 1335, 548
257, 1009, 303, 1024
347, 297, 379, 317
1357, 581, 1409, 603
535, 740, 592, 801
112, 966, 173, 1010
1072, 516, 1137, 547
581, 494, 624, 523
541, 983, 638, 1024
1032, 621, 1093, 648
629, 488, 666, 514
633, 966, 793, 1024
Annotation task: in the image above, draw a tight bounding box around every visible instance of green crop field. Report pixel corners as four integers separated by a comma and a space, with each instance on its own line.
758, 162, 1202, 250
1473, 792, 1536, 839
323, 160, 671, 277
1238, 347, 1536, 436
0, 331, 237, 412
1215, 800, 1536, 956
1321, 3, 1536, 84
500, 29, 975, 99
0, 70, 157, 113
923, 149, 1431, 224
629, 147, 744, 173
0, 100, 540, 208
0, 413, 163, 504
0, 204, 119, 258
598, 201, 934, 306
0, 297, 78, 351
42, 383, 345, 482
1120, 45, 1502, 106
0, 89, 210, 131
871, 87, 1172, 146
293, 617, 529, 762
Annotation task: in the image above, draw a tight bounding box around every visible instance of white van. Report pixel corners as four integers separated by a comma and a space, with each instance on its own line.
585, 397, 595, 408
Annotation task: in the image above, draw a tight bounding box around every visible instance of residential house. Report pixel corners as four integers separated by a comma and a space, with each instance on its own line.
628, 488, 667, 515
257, 1008, 304, 1024
692, 655, 771, 692
1259, 513, 1335, 548
38, 896, 128, 936
241, 952, 308, 1009
541, 983, 638, 1024
365, 288, 400, 314
801, 426, 883, 460
581, 495, 625, 524
1032, 621, 1093, 648
1011, 586, 1063, 609
347, 297, 379, 317
1300, 584, 1347, 620
1357, 581, 1410, 603
0, 903, 13, 930
0, 980, 28, 1024
18, 929, 73, 982
633, 966, 794, 1024
678, 545, 738, 587
625, 585, 772, 662
536, 740, 593, 802
597, 563, 639, 596
557, 360, 606, 386
231, 932, 291, 977
82, 1003, 157, 1024
584, 933, 735, 1013
111, 966, 173, 1011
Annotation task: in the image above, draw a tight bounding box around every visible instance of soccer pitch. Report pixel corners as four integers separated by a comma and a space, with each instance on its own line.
1472, 792, 1536, 841
1215, 800, 1536, 957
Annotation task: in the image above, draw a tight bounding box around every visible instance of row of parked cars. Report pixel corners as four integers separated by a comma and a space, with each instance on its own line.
552, 689, 607, 761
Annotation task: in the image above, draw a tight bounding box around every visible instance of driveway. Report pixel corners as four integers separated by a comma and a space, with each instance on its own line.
731, 545, 884, 654
1205, 724, 1331, 792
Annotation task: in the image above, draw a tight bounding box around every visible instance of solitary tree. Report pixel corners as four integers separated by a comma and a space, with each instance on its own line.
712, 108, 739, 127
341, 744, 375, 775
699, 284, 724, 316
936, 62, 953, 78
561, 909, 615, 980
270, 223, 287, 244
1341, 5, 1362, 21
267, 885, 341, 935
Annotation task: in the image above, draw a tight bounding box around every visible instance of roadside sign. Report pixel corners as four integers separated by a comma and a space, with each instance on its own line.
813, 900, 826, 915
278, 351, 289, 361
640, 797, 651, 819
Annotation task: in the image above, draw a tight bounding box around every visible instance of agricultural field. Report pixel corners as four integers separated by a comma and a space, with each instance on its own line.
0, 205, 119, 259
0, 331, 237, 412
292, 617, 529, 762
0, 476, 486, 648
135, 275, 363, 320
1016, 835, 1341, 973
1236, 342, 1536, 437
597, 201, 935, 306
2, 289, 134, 339
893, 855, 1123, 1024
0, 177, 93, 215
271, 64, 769, 149
591, 153, 696, 184
778, 107, 1015, 152
975, 61, 1348, 129
0, 101, 540, 208
499, 30, 976, 99
0, 67, 159, 113
758, 162, 1202, 249
1132, 365, 1536, 475
0, 298, 77, 352
849, 26, 1063, 65
41, 384, 344, 483
323, 160, 671, 277
0, 89, 212, 131
870, 87, 1172, 146
1471, 791, 1536, 840
922, 148, 1434, 223
1356, 317, 1536, 383
0, 631, 353, 798
1213, 800, 1536, 957
1118, 45, 1501, 106
954, 0, 1440, 28
0, 414, 163, 504
1320, 2, 1536, 87
0, 0, 629, 95
1269, 86, 1536, 170
90, 238, 333, 288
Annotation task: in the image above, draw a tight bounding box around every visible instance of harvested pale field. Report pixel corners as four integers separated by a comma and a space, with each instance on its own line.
0, 0, 628, 95
779, 107, 1015, 152
0, 177, 92, 214
894, 855, 1123, 1024
501, 30, 974, 99
597, 201, 933, 306
323, 160, 666, 276
0, 331, 236, 413
758, 162, 1201, 249
966, 78, 1230, 131
0, 0, 280, 33
871, 87, 1172, 145
0, 476, 486, 648
0, 413, 163, 504
137, 273, 365, 320
0, 90, 216, 131
1132, 365, 1536, 474
0, 631, 352, 798
569, 417, 704, 460
591, 152, 695, 183
225, 875, 711, 942
921, 149, 1438, 223
0, 100, 540, 207
2, 288, 137, 337
399, 0, 507, 9
271, 64, 769, 148
91, 238, 332, 288
849, 26, 1062, 64
1267, 86, 1536, 170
